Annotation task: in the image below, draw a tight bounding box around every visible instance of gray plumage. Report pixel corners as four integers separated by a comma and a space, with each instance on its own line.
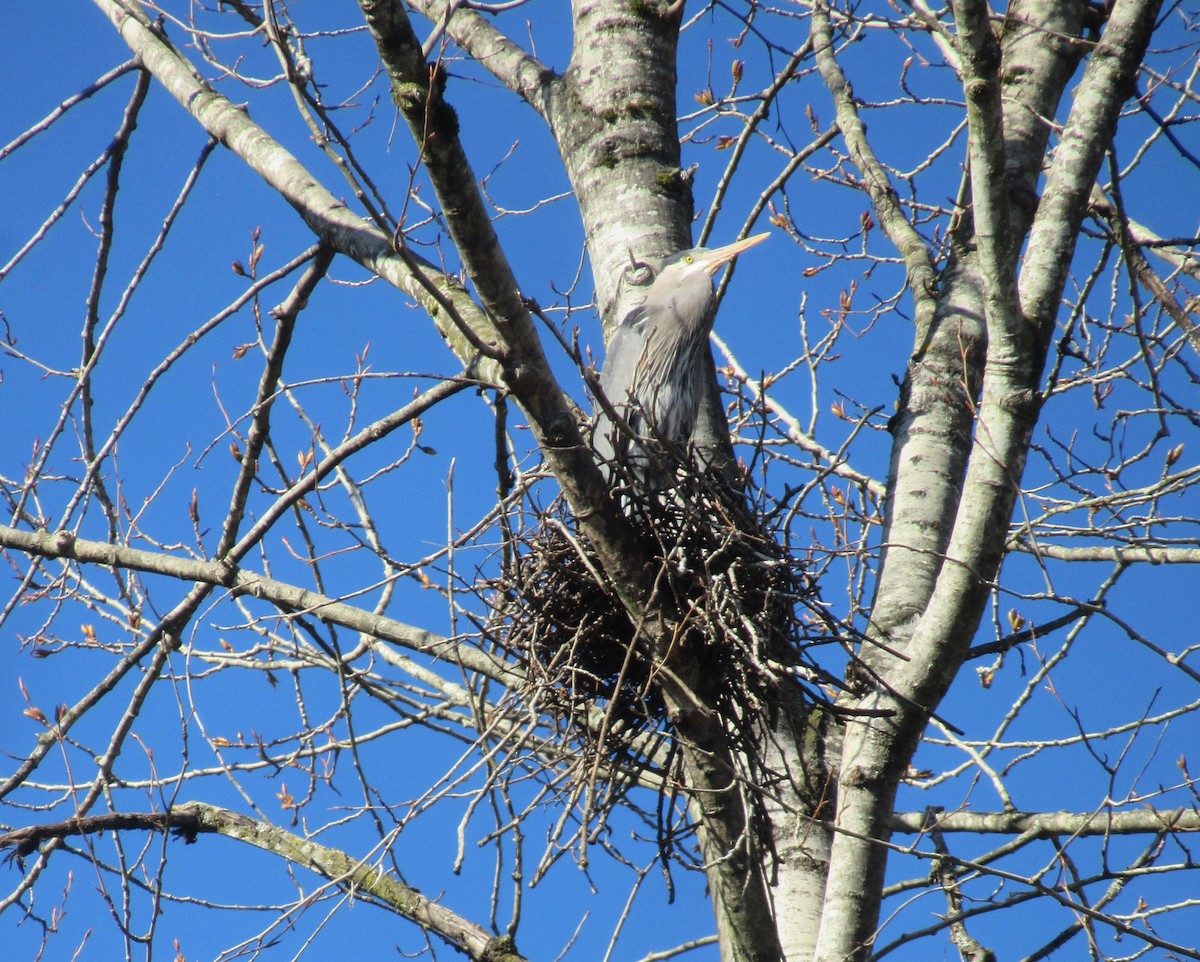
593, 233, 769, 486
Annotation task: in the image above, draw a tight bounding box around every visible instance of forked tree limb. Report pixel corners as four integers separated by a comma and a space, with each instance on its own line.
0, 804, 529, 962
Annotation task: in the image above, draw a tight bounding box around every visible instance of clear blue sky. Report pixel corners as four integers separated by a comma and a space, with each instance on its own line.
2, 4, 1199, 960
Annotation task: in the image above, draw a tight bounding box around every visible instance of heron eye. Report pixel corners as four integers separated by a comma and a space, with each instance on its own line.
684, 255, 694, 264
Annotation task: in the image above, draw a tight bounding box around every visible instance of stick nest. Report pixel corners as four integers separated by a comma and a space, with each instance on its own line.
489, 461, 842, 766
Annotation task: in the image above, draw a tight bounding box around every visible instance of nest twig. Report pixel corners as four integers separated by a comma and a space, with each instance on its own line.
488, 451, 844, 791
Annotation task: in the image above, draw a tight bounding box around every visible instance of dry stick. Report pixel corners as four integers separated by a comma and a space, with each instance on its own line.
0, 59, 139, 159
79, 69, 152, 546
216, 247, 335, 559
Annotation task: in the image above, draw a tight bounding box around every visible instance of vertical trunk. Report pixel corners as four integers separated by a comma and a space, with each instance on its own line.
554, 0, 693, 328
763, 696, 838, 961
812, 4, 1127, 959
551, 6, 783, 960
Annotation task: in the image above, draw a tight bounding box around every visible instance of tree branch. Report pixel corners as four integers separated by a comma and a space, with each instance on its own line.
358, 0, 532, 332
1019, 0, 1165, 343
1013, 541, 1200, 563
893, 807, 1200, 835
0, 804, 530, 962
0, 525, 521, 687
1090, 185, 1200, 355
352, 0, 654, 614
954, 0, 1022, 343
814, 6, 1164, 961
811, 0, 937, 350
407, 0, 557, 116
92, 0, 506, 384
93, 0, 646, 671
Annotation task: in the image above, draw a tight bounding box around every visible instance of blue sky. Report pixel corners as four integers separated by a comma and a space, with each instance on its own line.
2, 3, 1199, 960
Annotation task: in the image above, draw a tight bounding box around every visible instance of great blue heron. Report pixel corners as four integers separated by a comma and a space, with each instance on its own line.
593, 232, 770, 487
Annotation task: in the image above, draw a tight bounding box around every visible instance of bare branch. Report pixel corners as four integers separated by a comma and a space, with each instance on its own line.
0, 804, 531, 962
408, 0, 556, 115
893, 807, 1200, 836
811, 0, 938, 350
0, 524, 520, 685
1020, 0, 1165, 342
953, 0, 1022, 341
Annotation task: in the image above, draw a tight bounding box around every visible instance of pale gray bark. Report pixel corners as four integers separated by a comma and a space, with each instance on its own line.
361, 5, 783, 959
892, 807, 1200, 835
762, 697, 839, 962
812, 3, 1163, 960
8, 3, 1187, 961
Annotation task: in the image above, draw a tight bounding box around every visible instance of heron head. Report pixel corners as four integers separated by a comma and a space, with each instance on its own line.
659, 232, 770, 282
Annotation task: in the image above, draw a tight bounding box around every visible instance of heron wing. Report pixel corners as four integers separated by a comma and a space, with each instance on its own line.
594, 306, 650, 466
